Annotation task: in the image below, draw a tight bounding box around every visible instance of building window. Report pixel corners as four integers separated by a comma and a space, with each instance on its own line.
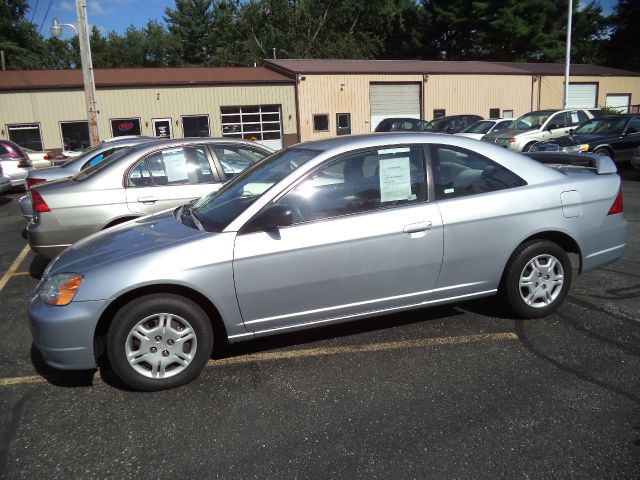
313, 114, 329, 132
220, 105, 282, 144
606, 94, 631, 114
152, 118, 172, 138
182, 115, 210, 137
503, 110, 514, 119
336, 113, 351, 136
7, 123, 43, 151
60, 121, 89, 152
489, 108, 500, 119
110, 118, 142, 137
433, 109, 446, 119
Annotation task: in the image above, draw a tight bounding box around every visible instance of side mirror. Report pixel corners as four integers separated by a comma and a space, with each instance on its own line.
251, 204, 293, 231
624, 127, 637, 135
568, 128, 574, 135
445, 127, 454, 134
547, 123, 559, 131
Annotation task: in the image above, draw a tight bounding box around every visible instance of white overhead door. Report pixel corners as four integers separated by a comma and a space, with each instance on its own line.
565, 83, 597, 109
370, 84, 421, 132
606, 94, 631, 113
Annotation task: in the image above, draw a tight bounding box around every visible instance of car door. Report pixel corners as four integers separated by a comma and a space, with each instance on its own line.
233, 145, 444, 332
615, 117, 640, 161
125, 145, 221, 216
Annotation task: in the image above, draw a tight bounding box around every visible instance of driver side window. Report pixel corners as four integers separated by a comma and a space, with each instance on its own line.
275, 146, 427, 224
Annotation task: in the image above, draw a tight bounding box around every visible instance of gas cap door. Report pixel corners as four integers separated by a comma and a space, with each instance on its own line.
560, 190, 583, 218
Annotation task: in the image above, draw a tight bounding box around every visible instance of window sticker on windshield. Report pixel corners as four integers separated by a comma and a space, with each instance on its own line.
163, 155, 189, 182
380, 157, 412, 202
378, 147, 410, 155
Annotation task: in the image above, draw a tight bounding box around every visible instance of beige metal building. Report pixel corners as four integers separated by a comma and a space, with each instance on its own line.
264, 59, 640, 141
0, 67, 297, 154
1, 60, 639, 152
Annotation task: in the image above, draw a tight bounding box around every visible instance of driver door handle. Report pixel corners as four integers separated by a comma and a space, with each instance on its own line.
137, 196, 158, 204
403, 221, 432, 233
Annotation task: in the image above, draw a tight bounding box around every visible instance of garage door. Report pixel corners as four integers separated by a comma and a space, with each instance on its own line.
565, 83, 597, 109
370, 84, 421, 132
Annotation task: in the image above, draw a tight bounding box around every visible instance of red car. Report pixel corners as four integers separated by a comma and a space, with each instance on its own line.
0, 140, 33, 187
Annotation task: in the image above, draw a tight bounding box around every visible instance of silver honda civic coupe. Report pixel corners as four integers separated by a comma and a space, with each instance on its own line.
28, 133, 628, 391
27, 138, 273, 257
20, 136, 157, 219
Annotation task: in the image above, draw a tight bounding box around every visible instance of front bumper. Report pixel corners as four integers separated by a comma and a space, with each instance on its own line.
28, 295, 108, 370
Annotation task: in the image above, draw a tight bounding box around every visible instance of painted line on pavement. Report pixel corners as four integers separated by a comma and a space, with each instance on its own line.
0, 244, 30, 293
0, 332, 518, 387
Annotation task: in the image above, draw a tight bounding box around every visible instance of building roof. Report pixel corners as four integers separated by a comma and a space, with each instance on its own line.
0, 67, 293, 91
264, 59, 640, 77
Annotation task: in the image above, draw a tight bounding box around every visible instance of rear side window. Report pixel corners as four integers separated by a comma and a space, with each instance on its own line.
127, 146, 213, 187
432, 145, 526, 200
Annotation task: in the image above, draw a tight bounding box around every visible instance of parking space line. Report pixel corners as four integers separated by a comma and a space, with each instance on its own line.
0, 332, 518, 387
0, 245, 30, 293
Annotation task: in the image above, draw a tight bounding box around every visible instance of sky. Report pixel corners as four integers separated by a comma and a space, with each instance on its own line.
28, 0, 620, 38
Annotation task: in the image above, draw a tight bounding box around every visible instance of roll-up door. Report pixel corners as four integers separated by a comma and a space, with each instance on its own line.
370, 84, 421, 132
606, 94, 631, 113
566, 83, 597, 109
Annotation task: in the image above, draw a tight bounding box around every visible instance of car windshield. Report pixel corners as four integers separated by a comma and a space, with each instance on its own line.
573, 117, 628, 135
508, 111, 554, 131
460, 120, 495, 134
191, 147, 321, 232
422, 119, 448, 132
72, 148, 131, 181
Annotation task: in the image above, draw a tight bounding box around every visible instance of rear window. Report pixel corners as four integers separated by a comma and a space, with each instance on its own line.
73, 148, 131, 181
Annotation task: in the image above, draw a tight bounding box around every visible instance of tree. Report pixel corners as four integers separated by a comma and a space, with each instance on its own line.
0, 0, 52, 69
164, 0, 214, 65
603, 0, 640, 71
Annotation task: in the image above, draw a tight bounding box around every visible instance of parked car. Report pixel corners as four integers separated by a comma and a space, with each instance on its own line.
0, 163, 11, 194
23, 148, 54, 168
374, 118, 431, 132
530, 114, 640, 163
27, 138, 273, 258
632, 145, 640, 169
454, 119, 513, 140
423, 115, 484, 134
28, 133, 628, 391
20, 137, 159, 219
481, 108, 597, 152
0, 139, 32, 187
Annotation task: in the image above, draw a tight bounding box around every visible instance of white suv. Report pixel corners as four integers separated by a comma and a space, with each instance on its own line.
481, 108, 597, 152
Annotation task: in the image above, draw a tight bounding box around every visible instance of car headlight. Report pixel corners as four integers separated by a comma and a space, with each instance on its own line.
561, 144, 589, 153
38, 273, 83, 306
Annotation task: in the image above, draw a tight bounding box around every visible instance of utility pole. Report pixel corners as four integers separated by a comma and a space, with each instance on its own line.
76, 0, 100, 146
563, 0, 573, 109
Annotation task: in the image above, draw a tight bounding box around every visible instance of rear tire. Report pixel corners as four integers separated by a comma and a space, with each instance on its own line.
107, 294, 213, 391
501, 240, 572, 318
522, 142, 538, 152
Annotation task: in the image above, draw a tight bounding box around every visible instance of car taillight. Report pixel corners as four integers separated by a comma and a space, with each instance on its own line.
31, 190, 50, 213
607, 188, 623, 215
18, 158, 31, 168
508, 138, 516, 143
44, 153, 51, 160
26, 178, 46, 190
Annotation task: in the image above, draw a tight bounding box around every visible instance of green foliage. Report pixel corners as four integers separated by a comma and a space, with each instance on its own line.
0, 0, 636, 71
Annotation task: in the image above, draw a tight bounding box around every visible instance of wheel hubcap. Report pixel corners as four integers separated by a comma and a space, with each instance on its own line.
125, 313, 197, 379
519, 254, 564, 308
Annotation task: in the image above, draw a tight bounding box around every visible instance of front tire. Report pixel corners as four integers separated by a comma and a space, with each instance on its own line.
522, 142, 538, 152
501, 240, 572, 318
107, 294, 213, 391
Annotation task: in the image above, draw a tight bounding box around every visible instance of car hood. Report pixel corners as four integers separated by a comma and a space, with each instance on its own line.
484, 128, 536, 139
539, 133, 617, 147
46, 209, 207, 276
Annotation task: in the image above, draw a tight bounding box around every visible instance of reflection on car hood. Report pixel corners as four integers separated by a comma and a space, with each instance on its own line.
540, 133, 616, 147
484, 128, 536, 138
47, 209, 207, 275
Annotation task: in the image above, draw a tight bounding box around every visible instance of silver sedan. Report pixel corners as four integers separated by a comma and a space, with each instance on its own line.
20, 137, 158, 219
28, 133, 628, 391
27, 138, 273, 257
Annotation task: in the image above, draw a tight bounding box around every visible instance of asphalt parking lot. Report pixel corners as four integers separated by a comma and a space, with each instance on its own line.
0, 167, 639, 479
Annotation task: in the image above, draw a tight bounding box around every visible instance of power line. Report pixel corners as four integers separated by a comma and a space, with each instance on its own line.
31, 0, 40, 22
39, 0, 54, 34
